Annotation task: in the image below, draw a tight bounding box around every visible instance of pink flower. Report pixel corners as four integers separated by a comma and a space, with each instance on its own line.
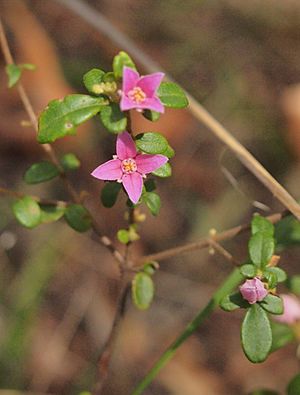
274, 294, 300, 325
120, 67, 165, 113
91, 132, 168, 204
239, 277, 268, 304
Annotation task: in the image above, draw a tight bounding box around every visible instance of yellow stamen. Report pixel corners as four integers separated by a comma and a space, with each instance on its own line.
128, 87, 147, 104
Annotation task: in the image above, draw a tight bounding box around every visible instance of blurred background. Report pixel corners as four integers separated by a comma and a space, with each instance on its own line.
1, 0, 300, 394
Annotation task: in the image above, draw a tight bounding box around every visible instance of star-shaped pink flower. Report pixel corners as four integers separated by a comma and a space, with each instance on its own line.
120, 67, 165, 113
239, 277, 268, 304
91, 132, 168, 204
274, 294, 300, 325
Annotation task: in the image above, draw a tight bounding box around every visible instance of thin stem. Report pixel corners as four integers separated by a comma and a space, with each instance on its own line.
130, 268, 243, 395
0, 187, 67, 207
138, 210, 288, 265
209, 239, 239, 266
57, 0, 300, 221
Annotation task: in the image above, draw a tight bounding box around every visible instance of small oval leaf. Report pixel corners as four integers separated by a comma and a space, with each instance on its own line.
152, 163, 172, 178
241, 304, 272, 363
264, 267, 287, 283
100, 103, 127, 133
12, 196, 41, 228
251, 215, 274, 236
64, 204, 92, 232
60, 153, 80, 171
135, 132, 168, 154
24, 161, 59, 184
240, 264, 257, 278
117, 229, 130, 244
5, 64, 21, 88
40, 205, 65, 224
287, 373, 300, 395
143, 191, 161, 216
260, 294, 283, 315
38, 94, 107, 143
142, 110, 161, 122
101, 182, 122, 208
157, 82, 188, 108
113, 51, 136, 79
248, 232, 275, 268
83, 68, 105, 94
132, 272, 154, 310
220, 292, 250, 312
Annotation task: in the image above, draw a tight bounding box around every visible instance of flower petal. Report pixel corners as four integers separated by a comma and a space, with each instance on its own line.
91, 159, 122, 180
122, 66, 140, 93
120, 95, 138, 112
122, 172, 143, 204
137, 72, 165, 96
140, 97, 165, 113
136, 154, 168, 174
116, 131, 137, 160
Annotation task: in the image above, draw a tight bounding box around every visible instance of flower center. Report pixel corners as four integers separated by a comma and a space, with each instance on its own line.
121, 158, 137, 174
128, 87, 147, 104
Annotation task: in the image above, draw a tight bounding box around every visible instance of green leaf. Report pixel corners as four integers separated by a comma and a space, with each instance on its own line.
12, 196, 41, 228
251, 215, 274, 236
20, 63, 36, 71
220, 292, 249, 312
38, 94, 107, 143
264, 267, 287, 283
100, 102, 127, 133
248, 391, 279, 395
263, 271, 278, 289
287, 373, 300, 395
64, 204, 92, 232
40, 205, 65, 224
260, 294, 283, 315
113, 51, 136, 79
24, 161, 59, 184
275, 215, 300, 247
101, 182, 122, 208
128, 225, 140, 242
270, 321, 295, 353
248, 232, 275, 268
152, 163, 172, 178
241, 304, 272, 363
5, 64, 22, 88
143, 262, 159, 276
157, 82, 188, 108
143, 192, 161, 216
135, 132, 168, 154
240, 264, 257, 278
144, 179, 156, 192
117, 229, 130, 244
60, 153, 80, 171
132, 272, 154, 310
286, 275, 300, 295
143, 110, 161, 122
83, 68, 105, 94
161, 144, 175, 159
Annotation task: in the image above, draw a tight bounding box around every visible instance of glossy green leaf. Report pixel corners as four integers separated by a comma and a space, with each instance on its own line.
143, 191, 161, 216
83, 68, 105, 94
117, 229, 130, 244
275, 215, 300, 247
132, 272, 154, 310
60, 153, 80, 171
20, 63, 36, 71
143, 110, 161, 122
287, 373, 300, 395
157, 82, 188, 108
241, 303, 272, 363
5, 64, 21, 87
286, 275, 300, 295
162, 144, 175, 159
40, 205, 65, 224
64, 204, 92, 232
38, 94, 107, 143
264, 267, 287, 283
100, 102, 127, 133
152, 163, 172, 178
251, 215, 274, 236
263, 271, 278, 289
260, 294, 283, 315
12, 196, 41, 229
270, 321, 295, 353
143, 262, 159, 276
24, 161, 59, 184
113, 51, 136, 79
101, 182, 122, 208
135, 132, 168, 154
248, 232, 275, 268
240, 264, 257, 278
144, 179, 156, 192
220, 292, 249, 312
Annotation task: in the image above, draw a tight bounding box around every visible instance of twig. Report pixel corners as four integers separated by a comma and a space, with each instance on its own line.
138, 210, 288, 265
0, 187, 67, 207
0, 17, 125, 268
209, 238, 240, 266
56, 0, 300, 221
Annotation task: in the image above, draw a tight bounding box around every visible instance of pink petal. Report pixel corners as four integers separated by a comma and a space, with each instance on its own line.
122, 172, 143, 204
136, 154, 168, 174
137, 72, 165, 96
140, 97, 165, 113
120, 95, 138, 112
91, 159, 122, 180
122, 66, 140, 93
116, 131, 137, 160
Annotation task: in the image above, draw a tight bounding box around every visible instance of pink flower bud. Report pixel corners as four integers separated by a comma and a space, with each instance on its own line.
274, 294, 300, 324
239, 277, 268, 304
